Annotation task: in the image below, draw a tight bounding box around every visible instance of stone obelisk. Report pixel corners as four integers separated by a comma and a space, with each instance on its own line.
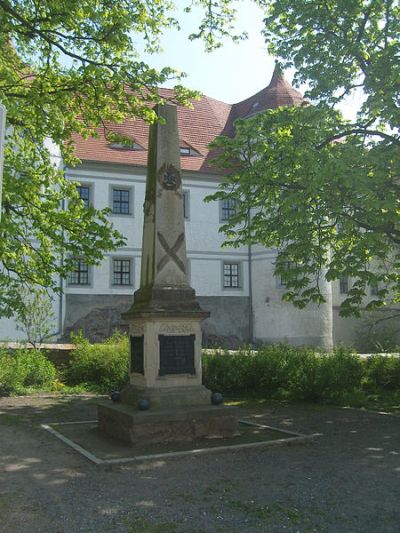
120, 103, 210, 408
98, 104, 238, 444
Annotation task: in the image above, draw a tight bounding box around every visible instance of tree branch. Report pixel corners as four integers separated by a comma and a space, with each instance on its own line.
316, 128, 400, 149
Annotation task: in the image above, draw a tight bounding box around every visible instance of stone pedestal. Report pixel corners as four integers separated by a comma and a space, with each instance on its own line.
120, 314, 210, 409
98, 401, 239, 445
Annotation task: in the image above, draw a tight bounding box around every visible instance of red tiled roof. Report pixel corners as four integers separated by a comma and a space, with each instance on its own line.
72, 65, 304, 175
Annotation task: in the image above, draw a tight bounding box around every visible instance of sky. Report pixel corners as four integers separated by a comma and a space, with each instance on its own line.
137, 1, 281, 104
137, 1, 362, 120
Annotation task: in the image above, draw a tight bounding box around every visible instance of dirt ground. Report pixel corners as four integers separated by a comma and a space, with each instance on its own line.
0, 394, 399, 532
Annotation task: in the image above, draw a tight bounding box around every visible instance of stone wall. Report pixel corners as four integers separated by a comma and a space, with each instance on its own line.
63, 293, 250, 347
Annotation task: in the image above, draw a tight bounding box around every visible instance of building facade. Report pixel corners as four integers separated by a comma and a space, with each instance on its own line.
0, 67, 377, 349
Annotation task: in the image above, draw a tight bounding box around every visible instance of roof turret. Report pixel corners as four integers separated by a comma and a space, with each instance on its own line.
232, 62, 304, 119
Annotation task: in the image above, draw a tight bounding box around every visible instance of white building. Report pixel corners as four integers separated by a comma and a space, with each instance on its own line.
0, 68, 369, 349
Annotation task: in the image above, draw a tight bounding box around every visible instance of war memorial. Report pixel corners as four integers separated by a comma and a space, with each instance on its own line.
97, 104, 239, 444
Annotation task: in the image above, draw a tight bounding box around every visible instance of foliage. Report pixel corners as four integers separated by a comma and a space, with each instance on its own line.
356, 312, 400, 352
202, 344, 364, 402
65, 332, 129, 392
15, 286, 57, 346
363, 354, 400, 391
0, 0, 199, 318
0, 334, 398, 413
0, 348, 56, 395
207, 0, 400, 316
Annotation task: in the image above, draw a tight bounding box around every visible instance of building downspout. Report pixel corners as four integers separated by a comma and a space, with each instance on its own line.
58, 198, 65, 339
247, 210, 254, 345
57, 165, 67, 339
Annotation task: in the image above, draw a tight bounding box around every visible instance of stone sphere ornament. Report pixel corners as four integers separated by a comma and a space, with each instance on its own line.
138, 398, 150, 411
211, 392, 224, 405
110, 390, 121, 402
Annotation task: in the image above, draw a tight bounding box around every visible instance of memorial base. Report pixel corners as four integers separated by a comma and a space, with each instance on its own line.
120, 383, 211, 409
97, 401, 240, 445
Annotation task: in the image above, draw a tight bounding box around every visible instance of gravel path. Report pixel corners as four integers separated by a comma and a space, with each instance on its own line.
0, 395, 399, 532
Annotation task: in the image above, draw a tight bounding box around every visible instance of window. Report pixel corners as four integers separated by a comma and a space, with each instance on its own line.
220, 198, 237, 221
183, 190, 190, 220
223, 262, 240, 288
370, 281, 379, 296
76, 185, 90, 208
68, 259, 90, 286
112, 188, 130, 215
276, 261, 295, 288
339, 276, 349, 294
180, 146, 200, 156
112, 258, 132, 286
109, 140, 144, 151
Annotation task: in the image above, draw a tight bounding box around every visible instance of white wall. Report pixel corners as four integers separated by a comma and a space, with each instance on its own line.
65, 163, 250, 299
251, 250, 333, 349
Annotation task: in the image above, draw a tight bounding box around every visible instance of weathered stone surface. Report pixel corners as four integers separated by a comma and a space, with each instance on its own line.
120, 384, 211, 409
97, 401, 240, 445
202, 334, 243, 350
62, 297, 131, 342
62, 294, 251, 346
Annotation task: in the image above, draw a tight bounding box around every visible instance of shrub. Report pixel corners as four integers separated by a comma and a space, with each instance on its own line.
363, 354, 400, 391
203, 344, 363, 403
287, 347, 363, 402
65, 332, 129, 392
0, 348, 57, 395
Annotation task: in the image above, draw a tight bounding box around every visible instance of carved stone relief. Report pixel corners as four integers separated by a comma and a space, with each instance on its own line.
159, 323, 195, 335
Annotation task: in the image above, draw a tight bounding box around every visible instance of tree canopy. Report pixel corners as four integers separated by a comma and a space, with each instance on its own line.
0, 0, 399, 320
209, 0, 400, 317
0, 0, 198, 318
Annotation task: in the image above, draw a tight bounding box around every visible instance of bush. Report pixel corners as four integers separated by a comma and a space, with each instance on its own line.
363, 354, 400, 391
287, 347, 363, 402
65, 332, 129, 392
203, 344, 363, 403
0, 348, 57, 395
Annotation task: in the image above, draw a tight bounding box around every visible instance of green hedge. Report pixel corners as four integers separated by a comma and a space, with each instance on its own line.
0, 348, 57, 395
1, 335, 398, 405
363, 354, 400, 391
202, 345, 364, 402
65, 332, 129, 392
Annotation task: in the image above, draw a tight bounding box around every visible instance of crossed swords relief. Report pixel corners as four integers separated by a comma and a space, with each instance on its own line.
157, 231, 186, 274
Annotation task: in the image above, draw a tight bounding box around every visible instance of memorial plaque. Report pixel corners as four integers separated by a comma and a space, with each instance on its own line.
130, 335, 144, 374
158, 334, 195, 376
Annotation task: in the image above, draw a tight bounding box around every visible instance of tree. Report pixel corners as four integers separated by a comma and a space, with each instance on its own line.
208, 0, 400, 317
1, 0, 399, 321
0, 0, 197, 318
15, 286, 57, 346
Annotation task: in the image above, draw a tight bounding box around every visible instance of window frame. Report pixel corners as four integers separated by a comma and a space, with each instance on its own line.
220, 198, 237, 221
111, 257, 134, 287
109, 185, 134, 216
276, 261, 296, 289
74, 182, 93, 209
339, 276, 349, 295
67, 258, 91, 287
222, 261, 241, 289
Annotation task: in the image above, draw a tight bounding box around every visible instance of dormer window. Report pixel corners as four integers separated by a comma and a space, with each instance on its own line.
180, 145, 200, 156
109, 140, 144, 151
